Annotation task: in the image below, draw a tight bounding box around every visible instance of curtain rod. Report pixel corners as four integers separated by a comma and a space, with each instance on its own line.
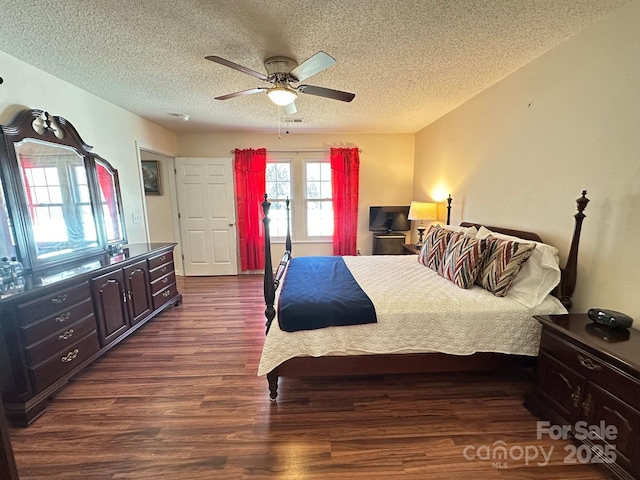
230, 148, 363, 154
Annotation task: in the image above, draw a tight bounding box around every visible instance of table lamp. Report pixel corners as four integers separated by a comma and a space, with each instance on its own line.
408, 201, 437, 248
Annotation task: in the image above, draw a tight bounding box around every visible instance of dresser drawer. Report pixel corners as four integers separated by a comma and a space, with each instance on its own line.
541, 330, 640, 411
17, 282, 92, 324
152, 282, 178, 310
29, 331, 100, 393
148, 251, 173, 270
150, 271, 176, 295
24, 314, 97, 366
20, 298, 94, 345
149, 261, 174, 282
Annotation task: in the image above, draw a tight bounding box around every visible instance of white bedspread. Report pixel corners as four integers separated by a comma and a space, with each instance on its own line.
257, 255, 567, 376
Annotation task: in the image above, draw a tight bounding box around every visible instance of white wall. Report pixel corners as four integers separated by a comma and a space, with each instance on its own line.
0, 50, 178, 245
176, 132, 415, 263
413, 2, 640, 321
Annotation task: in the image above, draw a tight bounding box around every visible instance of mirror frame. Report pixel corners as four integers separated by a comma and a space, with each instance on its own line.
0, 109, 127, 275
92, 154, 127, 246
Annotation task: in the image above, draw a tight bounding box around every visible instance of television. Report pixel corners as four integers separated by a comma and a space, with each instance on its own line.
369, 206, 411, 233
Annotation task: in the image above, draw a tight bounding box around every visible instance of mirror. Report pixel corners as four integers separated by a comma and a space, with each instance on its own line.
0, 109, 127, 276
15, 138, 99, 260
95, 157, 125, 244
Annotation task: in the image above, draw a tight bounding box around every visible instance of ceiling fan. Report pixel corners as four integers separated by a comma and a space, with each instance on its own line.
205, 51, 355, 114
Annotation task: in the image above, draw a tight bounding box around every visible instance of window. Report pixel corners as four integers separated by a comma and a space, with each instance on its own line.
22, 162, 98, 249
23, 166, 67, 243
305, 162, 333, 237
73, 165, 97, 242
266, 155, 333, 241
265, 161, 291, 237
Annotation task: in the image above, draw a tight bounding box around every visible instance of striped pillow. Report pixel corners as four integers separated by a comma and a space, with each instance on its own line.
477, 237, 536, 297
418, 225, 452, 271
437, 233, 488, 289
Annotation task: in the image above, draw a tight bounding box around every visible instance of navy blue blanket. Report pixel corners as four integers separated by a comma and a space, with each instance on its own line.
277, 256, 377, 332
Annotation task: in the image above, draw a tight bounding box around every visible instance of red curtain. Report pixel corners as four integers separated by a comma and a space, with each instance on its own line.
96, 162, 120, 241
234, 148, 266, 271
330, 147, 360, 256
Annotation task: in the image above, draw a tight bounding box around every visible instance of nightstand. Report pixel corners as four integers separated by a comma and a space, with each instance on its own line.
524, 314, 640, 480
402, 243, 420, 255
372, 234, 406, 255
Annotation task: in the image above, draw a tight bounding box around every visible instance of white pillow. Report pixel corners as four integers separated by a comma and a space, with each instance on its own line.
442, 224, 478, 237
476, 226, 561, 308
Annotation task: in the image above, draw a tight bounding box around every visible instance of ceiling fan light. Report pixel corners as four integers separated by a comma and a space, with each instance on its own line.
267, 86, 297, 106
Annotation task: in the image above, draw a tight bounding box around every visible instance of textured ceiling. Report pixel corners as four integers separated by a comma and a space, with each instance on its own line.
0, 0, 630, 134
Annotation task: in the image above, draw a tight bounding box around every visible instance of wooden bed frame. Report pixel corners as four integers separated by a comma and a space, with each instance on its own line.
261, 191, 590, 400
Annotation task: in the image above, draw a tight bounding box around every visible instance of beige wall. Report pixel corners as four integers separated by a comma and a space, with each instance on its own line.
177, 132, 415, 262
413, 2, 640, 321
139, 150, 177, 243
0, 50, 178, 245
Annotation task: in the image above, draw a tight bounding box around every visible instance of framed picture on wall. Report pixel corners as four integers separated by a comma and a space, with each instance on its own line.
141, 160, 161, 195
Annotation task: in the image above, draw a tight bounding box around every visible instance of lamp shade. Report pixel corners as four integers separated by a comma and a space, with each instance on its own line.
267, 85, 297, 106
408, 201, 437, 221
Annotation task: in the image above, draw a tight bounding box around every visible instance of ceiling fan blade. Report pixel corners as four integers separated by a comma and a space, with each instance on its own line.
298, 85, 355, 102
288, 51, 335, 82
215, 87, 268, 100
283, 102, 297, 115
206, 55, 269, 82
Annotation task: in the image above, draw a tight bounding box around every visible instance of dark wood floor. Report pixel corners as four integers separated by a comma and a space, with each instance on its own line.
8, 276, 613, 479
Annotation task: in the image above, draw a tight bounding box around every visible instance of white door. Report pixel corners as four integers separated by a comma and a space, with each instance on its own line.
175, 157, 238, 276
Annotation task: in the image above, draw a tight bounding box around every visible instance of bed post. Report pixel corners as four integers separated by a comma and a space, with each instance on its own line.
262, 194, 276, 334
285, 197, 292, 253
263, 196, 292, 402
558, 190, 590, 310
446, 194, 452, 226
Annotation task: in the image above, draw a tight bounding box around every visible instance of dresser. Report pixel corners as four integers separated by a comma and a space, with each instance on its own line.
0, 386, 18, 479
0, 243, 181, 426
524, 314, 640, 480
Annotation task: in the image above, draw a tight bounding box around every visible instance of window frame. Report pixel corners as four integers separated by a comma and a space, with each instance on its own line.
303, 159, 333, 240
266, 153, 332, 243
265, 159, 293, 240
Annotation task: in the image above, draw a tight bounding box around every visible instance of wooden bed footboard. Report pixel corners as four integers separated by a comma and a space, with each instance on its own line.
261, 191, 589, 400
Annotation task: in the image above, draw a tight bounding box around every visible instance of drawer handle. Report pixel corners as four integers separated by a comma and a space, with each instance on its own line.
159, 255, 166, 262
51, 294, 68, 304
58, 329, 74, 340
570, 385, 582, 408
162, 277, 168, 284
160, 266, 167, 274
55, 312, 71, 323
578, 354, 601, 371
61, 349, 79, 363
162, 290, 171, 297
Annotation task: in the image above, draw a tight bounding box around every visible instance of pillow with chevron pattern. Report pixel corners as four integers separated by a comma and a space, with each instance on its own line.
437, 232, 488, 289
476, 226, 561, 307
476, 237, 536, 297
418, 225, 452, 271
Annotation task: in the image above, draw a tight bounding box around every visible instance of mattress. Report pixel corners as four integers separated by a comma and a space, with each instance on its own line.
258, 254, 567, 376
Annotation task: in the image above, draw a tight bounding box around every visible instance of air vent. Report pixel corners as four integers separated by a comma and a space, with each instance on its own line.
283, 118, 303, 123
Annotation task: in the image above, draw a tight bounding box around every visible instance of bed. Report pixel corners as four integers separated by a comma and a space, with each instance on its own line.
259, 191, 590, 400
